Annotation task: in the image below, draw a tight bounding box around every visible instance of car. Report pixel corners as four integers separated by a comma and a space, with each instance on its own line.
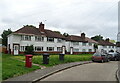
92, 52, 110, 63
108, 52, 120, 61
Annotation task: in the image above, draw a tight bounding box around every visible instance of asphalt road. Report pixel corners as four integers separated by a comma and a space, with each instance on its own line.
41, 61, 118, 81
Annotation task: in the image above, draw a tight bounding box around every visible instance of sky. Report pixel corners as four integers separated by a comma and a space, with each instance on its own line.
0, 0, 119, 41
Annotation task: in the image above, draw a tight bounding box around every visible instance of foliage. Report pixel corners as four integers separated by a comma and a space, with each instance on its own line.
25, 45, 34, 54
109, 40, 116, 43
91, 35, 104, 41
1, 29, 12, 46
23, 25, 36, 28
63, 33, 69, 37
2, 54, 40, 80
13, 54, 92, 67
54, 31, 61, 34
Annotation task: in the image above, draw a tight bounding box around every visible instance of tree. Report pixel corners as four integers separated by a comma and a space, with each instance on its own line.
1, 29, 12, 46
54, 31, 61, 34
25, 45, 34, 54
91, 35, 104, 41
93, 43, 98, 52
63, 33, 69, 37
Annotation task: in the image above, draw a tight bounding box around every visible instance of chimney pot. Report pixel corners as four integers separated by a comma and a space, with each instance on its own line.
81, 33, 85, 39
39, 22, 44, 32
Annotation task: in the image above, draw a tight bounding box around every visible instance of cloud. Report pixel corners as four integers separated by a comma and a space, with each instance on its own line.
0, 0, 119, 40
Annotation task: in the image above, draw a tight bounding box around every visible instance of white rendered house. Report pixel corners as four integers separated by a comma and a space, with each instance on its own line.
7, 23, 116, 55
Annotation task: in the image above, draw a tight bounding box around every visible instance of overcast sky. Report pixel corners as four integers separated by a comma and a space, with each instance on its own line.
0, 0, 119, 40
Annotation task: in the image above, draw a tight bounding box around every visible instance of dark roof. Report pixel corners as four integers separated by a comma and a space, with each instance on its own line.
44, 29, 65, 39
65, 35, 97, 43
98, 40, 115, 46
13, 26, 65, 39
85, 37, 98, 43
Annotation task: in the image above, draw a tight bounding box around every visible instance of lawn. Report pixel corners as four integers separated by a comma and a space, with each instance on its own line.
12, 54, 92, 67
2, 53, 92, 80
2, 54, 40, 80
0, 53, 2, 82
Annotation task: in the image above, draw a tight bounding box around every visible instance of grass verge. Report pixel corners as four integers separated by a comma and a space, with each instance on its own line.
13, 54, 92, 67
2, 54, 40, 80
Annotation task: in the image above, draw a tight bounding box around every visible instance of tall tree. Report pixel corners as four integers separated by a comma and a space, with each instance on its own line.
63, 33, 69, 37
91, 35, 104, 41
1, 29, 12, 46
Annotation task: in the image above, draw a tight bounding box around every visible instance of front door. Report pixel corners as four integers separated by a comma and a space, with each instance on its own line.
14, 45, 19, 55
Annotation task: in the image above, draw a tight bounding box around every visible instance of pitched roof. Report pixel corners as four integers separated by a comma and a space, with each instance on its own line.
65, 35, 97, 43
85, 37, 98, 43
98, 40, 115, 46
13, 26, 65, 39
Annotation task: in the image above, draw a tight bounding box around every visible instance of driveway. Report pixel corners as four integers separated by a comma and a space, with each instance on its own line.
41, 61, 118, 81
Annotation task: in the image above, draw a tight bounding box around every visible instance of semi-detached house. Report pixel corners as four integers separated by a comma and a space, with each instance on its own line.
7, 22, 116, 55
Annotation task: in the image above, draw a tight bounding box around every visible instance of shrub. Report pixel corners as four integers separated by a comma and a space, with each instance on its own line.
24, 45, 34, 54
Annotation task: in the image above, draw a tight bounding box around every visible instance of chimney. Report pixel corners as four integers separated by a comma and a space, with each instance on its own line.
106, 38, 110, 42
81, 33, 85, 39
39, 22, 44, 32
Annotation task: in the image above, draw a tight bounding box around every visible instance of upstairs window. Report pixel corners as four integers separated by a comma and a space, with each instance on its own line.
112, 46, 114, 48
103, 46, 107, 48
35, 36, 44, 41
82, 43, 86, 46
47, 37, 54, 42
21, 35, 31, 41
47, 47, 54, 51
57, 39, 63, 43
73, 42, 79, 45
88, 43, 92, 46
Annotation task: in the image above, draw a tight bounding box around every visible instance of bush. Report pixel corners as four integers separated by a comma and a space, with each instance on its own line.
24, 45, 34, 54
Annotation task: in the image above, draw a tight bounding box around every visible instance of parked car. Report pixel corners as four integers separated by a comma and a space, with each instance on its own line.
108, 52, 120, 61
92, 52, 110, 63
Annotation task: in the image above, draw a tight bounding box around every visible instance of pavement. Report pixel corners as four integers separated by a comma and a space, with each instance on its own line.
117, 61, 120, 83
2, 61, 92, 83
41, 61, 118, 81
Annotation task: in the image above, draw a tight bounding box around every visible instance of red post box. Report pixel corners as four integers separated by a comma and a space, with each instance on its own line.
25, 55, 33, 68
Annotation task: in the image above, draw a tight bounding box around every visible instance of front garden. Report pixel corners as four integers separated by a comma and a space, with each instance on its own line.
2, 53, 92, 80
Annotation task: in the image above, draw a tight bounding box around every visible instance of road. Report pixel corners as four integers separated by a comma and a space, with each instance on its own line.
41, 61, 118, 81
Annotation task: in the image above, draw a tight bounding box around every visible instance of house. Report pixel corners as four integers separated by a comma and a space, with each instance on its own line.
65, 33, 98, 54
97, 39, 116, 53
8, 22, 66, 55
7, 22, 116, 55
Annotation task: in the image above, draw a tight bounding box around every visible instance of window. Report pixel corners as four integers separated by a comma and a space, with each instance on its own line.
57, 39, 62, 43
35, 36, 44, 41
82, 43, 86, 46
35, 46, 43, 51
47, 37, 54, 42
82, 49, 86, 52
73, 42, 79, 45
57, 47, 62, 52
47, 47, 54, 51
103, 46, 107, 48
21, 35, 31, 41
20, 46, 26, 51
112, 46, 114, 48
89, 49, 92, 52
109, 46, 111, 48
73, 48, 79, 52
89, 43, 92, 46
